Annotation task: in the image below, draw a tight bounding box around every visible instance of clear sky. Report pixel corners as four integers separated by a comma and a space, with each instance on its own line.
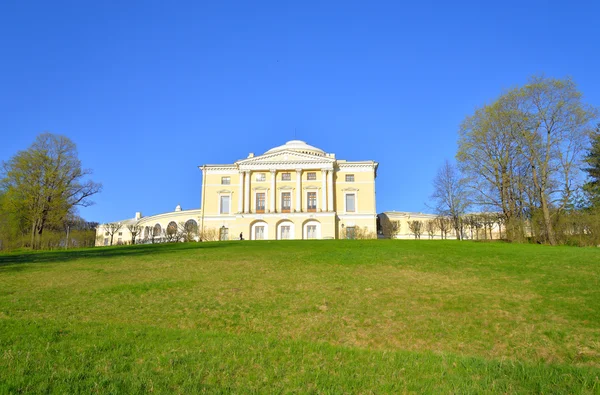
1, 1, 599, 223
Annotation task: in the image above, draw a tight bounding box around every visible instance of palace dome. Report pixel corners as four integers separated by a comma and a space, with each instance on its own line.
264, 140, 325, 156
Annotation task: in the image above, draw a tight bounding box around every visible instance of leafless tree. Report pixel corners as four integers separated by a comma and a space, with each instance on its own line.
425, 220, 439, 239
103, 222, 122, 246
126, 224, 142, 245
434, 216, 451, 239
408, 220, 423, 239
381, 218, 401, 238
431, 160, 470, 239
178, 220, 198, 242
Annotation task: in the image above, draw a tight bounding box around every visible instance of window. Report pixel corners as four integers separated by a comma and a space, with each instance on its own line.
220, 227, 229, 241
254, 226, 265, 240
105, 232, 109, 236
220, 195, 230, 214
345, 174, 355, 182
307, 172, 316, 180
346, 226, 356, 239
221, 176, 230, 185
256, 192, 265, 213
307, 225, 317, 239
167, 221, 177, 235
256, 173, 266, 182
307, 192, 317, 212
280, 225, 290, 239
281, 192, 291, 212
346, 193, 356, 212
118, 232, 122, 236
104, 238, 109, 246
281, 172, 291, 181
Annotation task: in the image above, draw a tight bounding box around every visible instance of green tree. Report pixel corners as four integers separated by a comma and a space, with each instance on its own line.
457, 76, 597, 244
1, 133, 102, 249
583, 124, 600, 207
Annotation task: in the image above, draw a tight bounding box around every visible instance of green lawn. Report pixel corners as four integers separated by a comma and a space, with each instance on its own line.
1, 240, 599, 393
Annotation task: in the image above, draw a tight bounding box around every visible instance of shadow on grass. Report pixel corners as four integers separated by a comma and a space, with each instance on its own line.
0, 241, 242, 270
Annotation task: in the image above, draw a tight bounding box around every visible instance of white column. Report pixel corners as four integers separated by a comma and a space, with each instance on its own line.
270, 169, 276, 213
238, 171, 244, 213
295, 169, 302, 212
321, 169, 328, 212
327, 169, 334, 212
244, 170, 251, 213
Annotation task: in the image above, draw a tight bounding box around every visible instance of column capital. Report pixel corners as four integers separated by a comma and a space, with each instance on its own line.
295, 168, 303, 173
270, 169, 277, 174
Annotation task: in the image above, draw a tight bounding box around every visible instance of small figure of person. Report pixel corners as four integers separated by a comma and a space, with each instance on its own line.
239, 232, 244, 240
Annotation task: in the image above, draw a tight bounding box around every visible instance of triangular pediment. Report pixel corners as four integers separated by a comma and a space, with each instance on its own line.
237, 150, 335, 165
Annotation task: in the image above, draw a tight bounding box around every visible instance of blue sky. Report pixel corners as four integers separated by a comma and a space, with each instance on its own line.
1, 1, 599, 223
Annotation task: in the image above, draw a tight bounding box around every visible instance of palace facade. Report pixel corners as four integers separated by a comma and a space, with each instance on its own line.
96, 140, 378, 244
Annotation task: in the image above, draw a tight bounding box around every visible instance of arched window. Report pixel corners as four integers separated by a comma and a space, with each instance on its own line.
167, 221, 178, 235
153, 224, 162, 236
184, 219, 198, 233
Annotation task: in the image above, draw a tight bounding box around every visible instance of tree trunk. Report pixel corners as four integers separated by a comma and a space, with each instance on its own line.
540, 192, 556, 245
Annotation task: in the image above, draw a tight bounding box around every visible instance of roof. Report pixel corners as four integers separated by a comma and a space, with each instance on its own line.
264, 140, 325, 156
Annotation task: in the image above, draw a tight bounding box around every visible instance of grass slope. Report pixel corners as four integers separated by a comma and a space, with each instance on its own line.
1, 240, 599, 393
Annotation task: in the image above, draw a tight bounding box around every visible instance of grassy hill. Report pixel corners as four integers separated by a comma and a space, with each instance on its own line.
1, 240, 599, 393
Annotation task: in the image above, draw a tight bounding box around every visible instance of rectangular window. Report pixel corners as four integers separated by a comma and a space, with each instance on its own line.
280, 226, 290, 240
118, 232, 122, 236
307, 225, 317, 239
256, 173, 266, 182
220, 195, 230, 214
281, 172, 291, 181
345, 174, 355, 182
255, 226, 265, 240
221, 176, 231, 185
104, 238, 109, 246
307, 172, 316, 181
346, 193, 356, 212
307, 192, 317, 212
256, 192, 265, 213
281, 192, 291, 212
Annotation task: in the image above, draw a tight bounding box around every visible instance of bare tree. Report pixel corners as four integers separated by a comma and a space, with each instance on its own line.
200, 227, 219, 241
103, 222, 122, 246
408, 220, 423, 239
480, 213, 496, 240
164, 221, 178, 242
381, 219, 401, 239
425, 220, 439, 239
431, 160, 470, 240
126, 224, 142, 245
178, 220, 198, 242
434, 216, 451, 239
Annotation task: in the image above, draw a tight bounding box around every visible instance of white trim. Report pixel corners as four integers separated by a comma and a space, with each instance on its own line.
218, 191, 232, 215
277, 220, 295, 240
344, 191, 357, 214
306, 190, 319, 212
254, 190, 267, 213
251, 221, 269, 240
236, 149, 335, 165
303, 220, 321, 239
280, 190, 292, 213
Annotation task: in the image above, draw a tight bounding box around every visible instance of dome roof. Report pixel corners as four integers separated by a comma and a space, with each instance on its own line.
264, 140, 325, 156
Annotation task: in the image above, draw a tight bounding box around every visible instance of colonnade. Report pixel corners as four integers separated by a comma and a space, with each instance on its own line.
238, 168, 334, 213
